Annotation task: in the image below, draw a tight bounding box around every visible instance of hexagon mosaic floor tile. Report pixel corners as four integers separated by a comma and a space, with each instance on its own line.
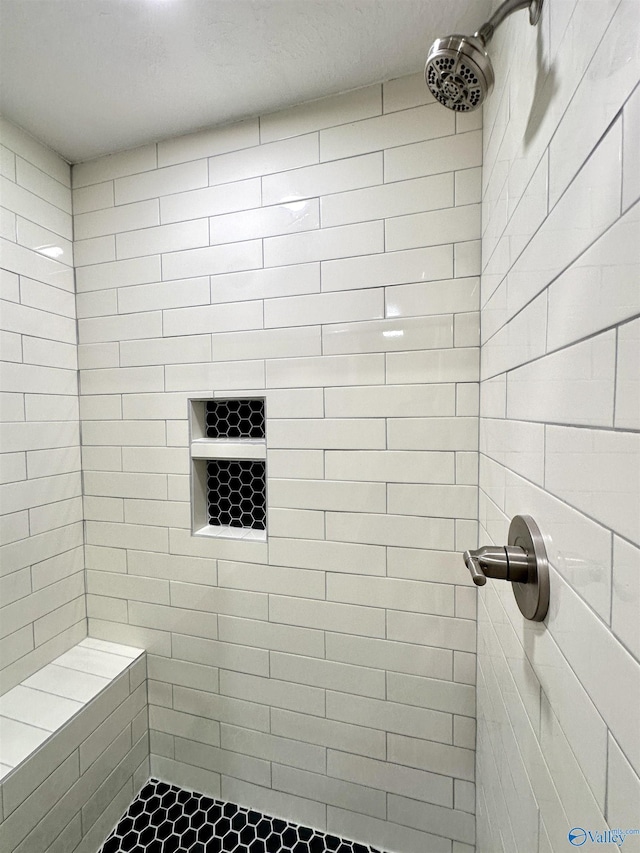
98, 778, 385, 853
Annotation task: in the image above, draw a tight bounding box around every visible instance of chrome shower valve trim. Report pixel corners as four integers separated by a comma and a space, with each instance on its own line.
463, 514, 550, 622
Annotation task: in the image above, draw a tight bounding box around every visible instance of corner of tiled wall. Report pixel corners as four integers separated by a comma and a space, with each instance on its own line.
478, 0, 640, 850
0, 116, 86, 696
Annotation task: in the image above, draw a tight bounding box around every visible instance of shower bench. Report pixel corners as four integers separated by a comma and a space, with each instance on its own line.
0, 638, 148, 853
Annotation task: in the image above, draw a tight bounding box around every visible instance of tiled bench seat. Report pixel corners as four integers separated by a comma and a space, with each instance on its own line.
0, 638, 149, 853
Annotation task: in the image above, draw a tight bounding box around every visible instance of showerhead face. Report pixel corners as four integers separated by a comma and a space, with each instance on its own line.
425, 34, 494, 112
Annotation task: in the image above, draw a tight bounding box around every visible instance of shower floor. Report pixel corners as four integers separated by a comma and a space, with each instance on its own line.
98, 778, 385, 853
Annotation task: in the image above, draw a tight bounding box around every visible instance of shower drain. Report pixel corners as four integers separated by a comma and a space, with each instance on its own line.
98, 778, 385, 853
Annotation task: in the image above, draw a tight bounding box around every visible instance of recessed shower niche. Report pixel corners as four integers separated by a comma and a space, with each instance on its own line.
189, 397, 267, 540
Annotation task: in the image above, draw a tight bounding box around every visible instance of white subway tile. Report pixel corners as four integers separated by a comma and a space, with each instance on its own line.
221, 722, 324, 773
326, 691, 452, 744
72, 181, 114, 215
271, 652, 385, 700
261, 86, 381, 143
383, 73, 435, 113
211, 326, 320, 362
211, 263, 319, 303
160, 177, 261, 224
164, 360, 265, 392
386, 278, 479, 318
328, 806, 451, 853
268, 416, 384, 449
612, 536, 640, 664
388, 794, 475, 845
385, 130, 482, 182
270, 478, 385, 514
273, 763, 385, 819
78, 311, 162, 344
547, 569, 640, 774
508, 117, 623, 319
209, 133, 319, 185
622, 83, 640, 211
218, 615, 324, 659
162, 239, 262, 281
0, 143, 16, 181
264, 220, 383, 267
326, 511, 454, 551
0, 237, 74, 291
607, 734, 640, 839
327, 573, 454, 617
388, 610, 476, 652
76, 289, 117, 319
74, 199, 159, 241
76, 255, 161, 292
388, 732, 474, 781
321, 173, 453, 228
74, 236, 116, 267
16, 217, 73, 269
615, 317, 640, 430
73, 144, 157, 188
321, 244, 453, 292
549, 1, 640, 208
269, 595, 385, 638
114, 160, 208, 205
210, 199, 319, 245
388, 417, 478, 450
163, 299, 262, 337
323, 314, 453, 355
267, 354, 384, 389
455, 167, 482, 206
0, 176, 71, 239
386, 349, 479, 385
386, 203, 480, 252
324, 384, 455, 418
265, 287, 383, 329
546, 425, 640, 545
547, 203, 640, 351
117, 276, 210, 314
268, 537, 386, 576
218, 561, 324, 599
325, 450, 454, 484
222, 777, 325, 830
116, 219, 209, 260
321, 104, 455, 162
15, 157, 71, 214
325, 633, 452, 681
158, 120, 259, 167
81, 368, 162, 402
77, 343, 119, 370
388, 484, 477, 520
262, 154, 382, 206
220, 670, 324, 717
508, 332, 616, 428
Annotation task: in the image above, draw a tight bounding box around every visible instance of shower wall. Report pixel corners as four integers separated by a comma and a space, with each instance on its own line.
0, 119, 86, 695
72, 74, 481, 852
478, 1, 640, 851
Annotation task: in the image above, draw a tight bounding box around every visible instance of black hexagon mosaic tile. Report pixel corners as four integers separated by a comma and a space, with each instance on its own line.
206, 399, 265, 440
98, 778, 385, 853
207, 459, 266, 530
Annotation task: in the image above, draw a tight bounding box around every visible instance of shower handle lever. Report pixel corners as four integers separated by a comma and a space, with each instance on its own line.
463, 545, 530, 587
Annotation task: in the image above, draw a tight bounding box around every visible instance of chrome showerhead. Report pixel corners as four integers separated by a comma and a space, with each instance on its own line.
425, 34, 494, 112
425, 0, 543, 112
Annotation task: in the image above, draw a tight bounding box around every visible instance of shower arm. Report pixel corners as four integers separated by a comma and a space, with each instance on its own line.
475, 0, 543, 46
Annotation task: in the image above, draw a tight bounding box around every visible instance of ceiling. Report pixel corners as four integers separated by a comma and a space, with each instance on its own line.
0, 0, 492, 164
